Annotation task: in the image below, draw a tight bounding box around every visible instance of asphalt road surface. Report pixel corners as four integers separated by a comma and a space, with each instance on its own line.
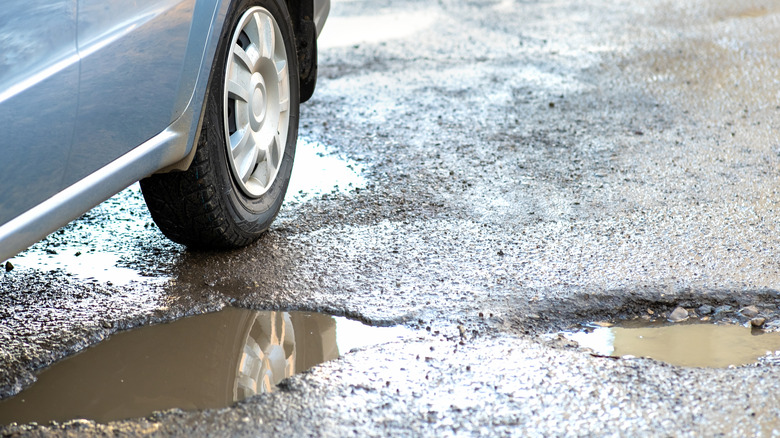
3, 0, 780, 435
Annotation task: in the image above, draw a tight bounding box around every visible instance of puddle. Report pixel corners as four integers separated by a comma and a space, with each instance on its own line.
0, 308, 414, 425
11, 250, 145, 286
288, 138, 365, 202
8, 183, 166, 286
564, 321, 780, 368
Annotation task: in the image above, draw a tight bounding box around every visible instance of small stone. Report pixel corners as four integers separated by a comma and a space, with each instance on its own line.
668, 307, 689, 322
714, 305, 733, 314
697, 305, 713, 315
592, 321, 613, 327
64, 419, 92, 428
527, 313, 541, 320
647, 309, 654, 315
741, 306, 759, 318
4, 261, 13, 272
751, 317, 766, 328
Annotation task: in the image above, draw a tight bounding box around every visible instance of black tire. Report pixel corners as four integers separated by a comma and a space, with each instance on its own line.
140, 0, 300, 249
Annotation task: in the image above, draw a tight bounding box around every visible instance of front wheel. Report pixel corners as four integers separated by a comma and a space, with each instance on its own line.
140, 0, 300, 249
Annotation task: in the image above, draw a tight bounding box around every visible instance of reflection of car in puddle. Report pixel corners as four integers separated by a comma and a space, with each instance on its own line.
235, 311, 337, 398
0, 308, 339, 425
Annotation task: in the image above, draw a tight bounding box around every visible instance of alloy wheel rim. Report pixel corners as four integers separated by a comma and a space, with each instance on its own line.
223, 6, 290, 198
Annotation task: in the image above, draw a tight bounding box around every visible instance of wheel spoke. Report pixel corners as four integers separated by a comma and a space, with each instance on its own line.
270, 132, 282, 169
232, 45, 255, 73
239, 160, 253, 183
258, 128, 275, 157
275, 59, 287, 77
258, 14, 275, 59
241, 137, 261, 183
264, 148, 276, 184
276, 61, 289, 111
245, 44, 261, 71
244, 13, 261, 50
230, 129, 251, 160
227, 79, 250, 103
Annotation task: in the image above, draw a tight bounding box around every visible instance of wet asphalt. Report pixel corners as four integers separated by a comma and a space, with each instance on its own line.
4, 0, 780, 435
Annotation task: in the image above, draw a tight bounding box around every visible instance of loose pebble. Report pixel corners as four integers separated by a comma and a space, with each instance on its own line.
697, 305, 713, 315
668, 307, 689, 322
740, 306, 759, 318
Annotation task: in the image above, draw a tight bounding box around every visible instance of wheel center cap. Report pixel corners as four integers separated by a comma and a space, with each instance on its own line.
252, 86, 266, 122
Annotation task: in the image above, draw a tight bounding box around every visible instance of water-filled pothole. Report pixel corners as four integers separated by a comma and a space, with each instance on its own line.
0, 308, 414, 426
564, 320, 780, 368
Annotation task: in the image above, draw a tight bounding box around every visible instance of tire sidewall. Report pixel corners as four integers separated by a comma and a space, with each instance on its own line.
207, 0, 299, 235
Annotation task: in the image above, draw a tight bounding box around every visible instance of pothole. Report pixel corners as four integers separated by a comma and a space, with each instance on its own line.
563, 319, 780, 368
0, 307, 415, 426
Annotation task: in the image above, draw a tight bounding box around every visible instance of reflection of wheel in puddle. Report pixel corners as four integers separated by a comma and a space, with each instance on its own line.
235, 311, 296, 399
0, 308, 341, 425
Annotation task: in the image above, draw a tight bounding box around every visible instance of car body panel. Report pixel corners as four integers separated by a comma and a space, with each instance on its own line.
312, 0, 330, 37
0, 0, 79, 226
63, 0, 198, 186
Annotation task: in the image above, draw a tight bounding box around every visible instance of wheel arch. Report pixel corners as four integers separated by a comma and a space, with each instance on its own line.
285, 0, 322, 103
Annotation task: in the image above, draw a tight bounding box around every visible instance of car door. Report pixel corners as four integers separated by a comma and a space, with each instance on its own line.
0, 0, 79, 225
62, 0, 198, 186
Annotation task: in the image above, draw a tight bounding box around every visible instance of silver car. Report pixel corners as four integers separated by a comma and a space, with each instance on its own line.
0, 0, 329, 261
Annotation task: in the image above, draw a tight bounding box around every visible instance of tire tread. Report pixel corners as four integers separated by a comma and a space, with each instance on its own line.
140, 121, 254, 249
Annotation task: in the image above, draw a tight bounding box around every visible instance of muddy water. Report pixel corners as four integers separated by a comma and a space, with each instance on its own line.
566, 321, 780, 368
0, 308, 413, 425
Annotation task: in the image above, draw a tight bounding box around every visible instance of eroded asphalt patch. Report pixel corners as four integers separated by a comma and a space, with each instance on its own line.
3, 0, 780, 435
